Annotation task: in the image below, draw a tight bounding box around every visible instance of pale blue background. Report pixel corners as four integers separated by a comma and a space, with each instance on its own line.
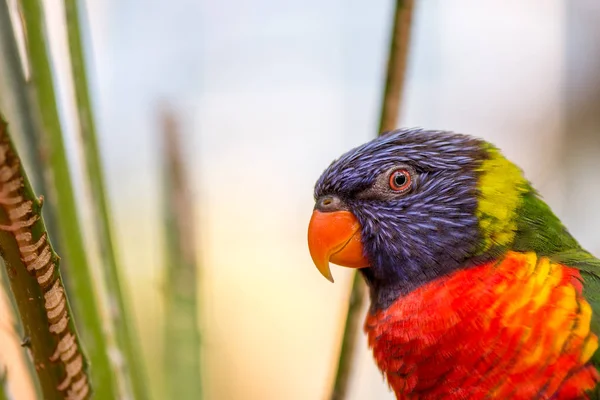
32, 0, 600, 398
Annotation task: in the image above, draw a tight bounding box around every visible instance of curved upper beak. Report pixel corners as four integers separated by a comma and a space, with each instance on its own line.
307, 209, 369, 282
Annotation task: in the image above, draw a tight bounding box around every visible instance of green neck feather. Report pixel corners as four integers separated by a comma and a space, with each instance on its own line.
511, 187, 581, 255
475, 146, 580, 257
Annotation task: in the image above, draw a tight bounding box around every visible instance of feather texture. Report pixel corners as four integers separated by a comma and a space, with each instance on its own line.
365, 252, 599, 399
312, 129, 600, 398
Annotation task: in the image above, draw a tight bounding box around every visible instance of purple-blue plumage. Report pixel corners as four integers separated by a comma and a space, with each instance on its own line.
314, 129, 488, 309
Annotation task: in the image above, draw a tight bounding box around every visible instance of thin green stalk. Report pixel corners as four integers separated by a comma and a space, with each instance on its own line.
62, 1, 149, 398
378, 0, 415, 135
330, 272, 367, 400
162, 109, 203, 399
0, 0, 58, 232
330, 1, 415, 399
18, 0, 118, 397
0, 115, 91, 399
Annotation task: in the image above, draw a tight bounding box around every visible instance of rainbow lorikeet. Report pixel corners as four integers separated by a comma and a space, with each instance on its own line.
307, 129, 600, 399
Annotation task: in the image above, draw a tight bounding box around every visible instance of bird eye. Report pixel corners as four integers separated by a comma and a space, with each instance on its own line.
389, 169, 412, 192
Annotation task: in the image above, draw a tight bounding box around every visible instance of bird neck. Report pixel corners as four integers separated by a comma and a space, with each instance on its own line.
360, 253, 493, 312
362, 187, 580, 313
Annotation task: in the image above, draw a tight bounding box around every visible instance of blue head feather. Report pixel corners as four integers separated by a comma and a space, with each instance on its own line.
314, 128, 489, 309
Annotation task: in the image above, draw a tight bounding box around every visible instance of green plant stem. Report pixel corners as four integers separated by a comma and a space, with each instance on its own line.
378, 0, 415, 134
62, 1, 149, 398
0, 115, 91, 399
18, 0, 118, 397
330, 1, 415, 399
330, 272, 367, 400
162, 109, 203, 399
0, 0, 57, 227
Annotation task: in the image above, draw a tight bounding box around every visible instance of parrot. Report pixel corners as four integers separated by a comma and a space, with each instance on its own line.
307, 128, 600, 399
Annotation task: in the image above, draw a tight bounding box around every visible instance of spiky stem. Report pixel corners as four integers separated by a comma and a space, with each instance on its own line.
330, 1, 415, 399
0, 115, 91, 399
62, 1, 149, 398
17, 0, 118, 397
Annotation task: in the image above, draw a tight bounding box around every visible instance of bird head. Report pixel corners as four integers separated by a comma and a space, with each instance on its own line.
308, 129, 528, 305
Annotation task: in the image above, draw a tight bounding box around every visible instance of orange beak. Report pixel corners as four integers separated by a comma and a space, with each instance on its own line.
307, 210, 369, 282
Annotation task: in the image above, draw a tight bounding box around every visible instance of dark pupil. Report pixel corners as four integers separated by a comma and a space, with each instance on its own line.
394, 173, 407, 187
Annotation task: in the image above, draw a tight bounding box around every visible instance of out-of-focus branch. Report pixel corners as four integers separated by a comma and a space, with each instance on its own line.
161, 107, 203, 399
330, 1, 415, 399
378, 0, 415, 134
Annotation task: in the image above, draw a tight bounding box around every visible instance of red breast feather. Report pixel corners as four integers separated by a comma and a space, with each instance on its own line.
365, 251, 599, 399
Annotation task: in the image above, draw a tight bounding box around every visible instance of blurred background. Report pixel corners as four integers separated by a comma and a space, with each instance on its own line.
2, 0, 600, 399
